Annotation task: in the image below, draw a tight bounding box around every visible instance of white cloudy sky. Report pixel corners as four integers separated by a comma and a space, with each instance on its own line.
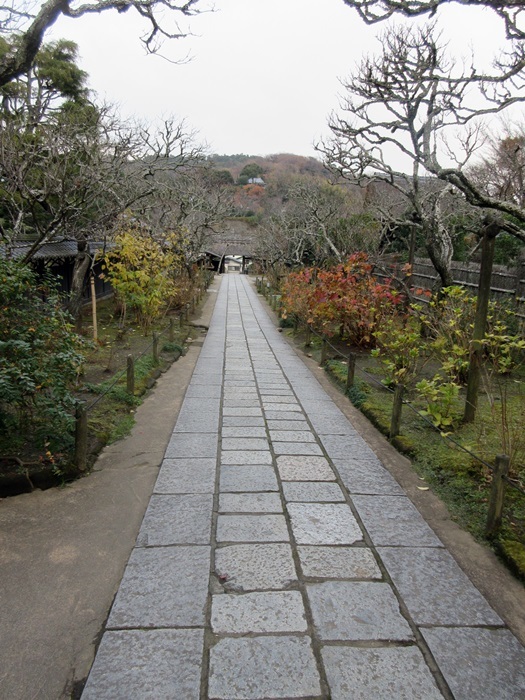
49, 0, 508, 158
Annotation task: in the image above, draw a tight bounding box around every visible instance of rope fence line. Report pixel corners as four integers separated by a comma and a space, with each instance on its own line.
74, 273, 214, 471
255, 279, 523, 537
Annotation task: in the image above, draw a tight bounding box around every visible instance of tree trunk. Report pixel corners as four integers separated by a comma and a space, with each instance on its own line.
425, 223, 454, 291
463, 218, 500, 423
66, 240, 91, 323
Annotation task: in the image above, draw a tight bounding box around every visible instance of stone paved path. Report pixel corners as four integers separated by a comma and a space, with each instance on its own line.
82, 274, 525, 699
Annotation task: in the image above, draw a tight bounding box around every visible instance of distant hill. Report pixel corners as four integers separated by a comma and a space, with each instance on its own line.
208, 153, 326, 181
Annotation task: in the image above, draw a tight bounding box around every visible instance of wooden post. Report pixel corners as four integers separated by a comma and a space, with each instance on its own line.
389, 384, 405, 438
90, 274, 98, 342
486, 454, 510, 537
185, 303, 190, 322
127, 354, 135, 395
320, 338, 329, 366
293, 315, 299, 333
464, 220, 499, 423
169, 318, 175, 343
179, 312, 184, 329
74, 403, 88, 472
153, 331, 159, 365
346, 353, 356, 391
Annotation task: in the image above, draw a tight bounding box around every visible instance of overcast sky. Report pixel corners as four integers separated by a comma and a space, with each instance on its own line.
49, 0, 507, 159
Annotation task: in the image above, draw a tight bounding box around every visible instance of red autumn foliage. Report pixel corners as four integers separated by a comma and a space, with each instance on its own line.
281, 253, 404, 347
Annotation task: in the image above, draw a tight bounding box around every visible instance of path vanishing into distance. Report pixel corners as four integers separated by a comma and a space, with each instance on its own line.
76, 273, 525, 699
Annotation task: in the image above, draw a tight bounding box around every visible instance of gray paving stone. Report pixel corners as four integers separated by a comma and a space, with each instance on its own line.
263, 396, 300, 403
298, 546, 382, 579
81, 629, 204, 700
211, 591, 307, 633
189, 374, 223, 386
262, 402, 302, 412
307, 581, 414, 641
378, 547, 503, 626
321, 645, 443, 700
259, 389, 294, 396
217, 514, 290, 542
267, 419, 310, 431
222, 380, 256, 387
333, 458, 404, 495
221, 437, 270, 451
221, 427, 267, 438
303, 410, 359, 435
219, 465, 278, 492
154, 458, 216, 494
219, 492, 282, 513
220, 450, 272, 465
108, 546, 210, 628
282, 481, 345, 502
269, 430, 316, 442
185, 384, 222, 398
422, 627, 525, 700
165, 432, 218, 459
214, 543, 297, 591
320, 434, 375, 459
222, 416, 265, 427
277, 455, 336, 481
272, 441, 324, 456
136, 494, 213, 546
173, 408, 220, 433
223, 399, 261, 408
222, 406, 263, 417
265, 410, 307, 421
288, 503, 363, 545
208, 636, 321, 700
352, 495, 443, 546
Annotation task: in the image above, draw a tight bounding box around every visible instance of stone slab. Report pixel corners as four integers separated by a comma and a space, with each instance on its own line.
165, 432, 218, 459
269, 430, 316, 442
108, 546, 210, 628
222, 407, 263, 417
211, 591, 307, 633
221, 437, 270, 451
219, 465, 278, 492
263, 396, 301, 404
320, 434, 375, 459
378, 547, 503, 626
333, 458, 404, 495
82, 629, 204, 700
264, 410, 307, 421
218, 492, 283, 513
136, 494, 213, 546
154, 458, 216, 494
262, 403, 302, 412
208, 636, 321, 700
221, 416, 265, 427
321, 645, 443, 700
422, 627, 525, 700
217, 514, 290, 543
288, 503, 363, 545
259, 389, 294, 396
221, 427, 267, 438
223, 400, 261, 408
307, 581, 414, 641
277, 456, 336, 481
185, 384, 222, 399
266, 419, 310, 431
220, 450, 272, 465
298, 546, 382, 579
173, 409, 220, 433
272, 441, 323, 456
214, 543, 297, 591
282, 481, 345, 502
352, 495, 442, 547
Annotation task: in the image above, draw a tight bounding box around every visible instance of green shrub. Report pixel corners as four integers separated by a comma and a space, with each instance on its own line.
0, 259, 85, 456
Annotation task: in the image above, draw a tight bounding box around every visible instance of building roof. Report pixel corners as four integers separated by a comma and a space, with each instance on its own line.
1, 239, 111, 261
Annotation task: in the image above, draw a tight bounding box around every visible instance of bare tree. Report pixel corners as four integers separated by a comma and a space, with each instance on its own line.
0, 0, 204, 87
341, 0, 525, 40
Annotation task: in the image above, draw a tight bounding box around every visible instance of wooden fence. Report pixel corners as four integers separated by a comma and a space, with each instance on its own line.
375, 256, 525, 320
